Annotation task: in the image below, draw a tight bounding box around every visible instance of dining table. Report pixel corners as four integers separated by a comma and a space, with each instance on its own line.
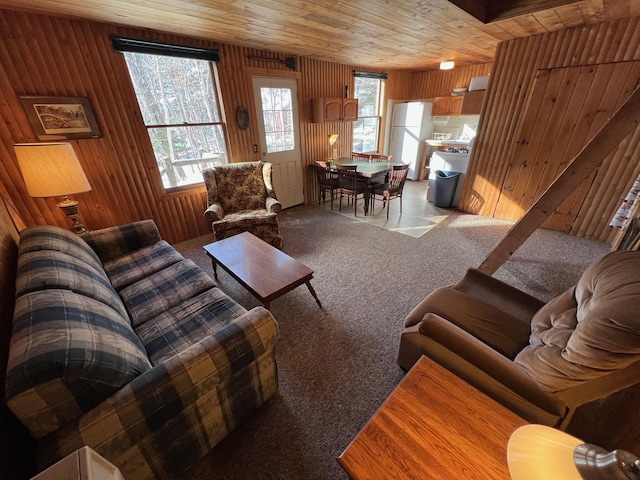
332, 157, 406, 215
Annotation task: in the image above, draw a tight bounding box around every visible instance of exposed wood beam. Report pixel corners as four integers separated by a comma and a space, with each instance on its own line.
446, 0, 583, 23
477, 84, 640, 275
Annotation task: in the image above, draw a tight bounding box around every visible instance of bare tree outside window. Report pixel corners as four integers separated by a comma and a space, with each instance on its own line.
261, 87, 295, 153
353, 76, 383, 153
123, 53, 228, 189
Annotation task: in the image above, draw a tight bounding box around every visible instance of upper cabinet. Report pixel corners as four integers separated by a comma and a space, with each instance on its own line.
432, 91, 485, 116
432, 96, 463, 115
460, 90, 485, 115
312, 98, 359, 123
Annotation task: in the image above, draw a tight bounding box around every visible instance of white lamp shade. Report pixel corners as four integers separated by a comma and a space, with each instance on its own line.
15, 142, 91, 198
328, 134, 339, 145
507, 425, 583, 480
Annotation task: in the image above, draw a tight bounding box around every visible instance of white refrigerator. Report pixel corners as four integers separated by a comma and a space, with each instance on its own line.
388, 102, 434, 180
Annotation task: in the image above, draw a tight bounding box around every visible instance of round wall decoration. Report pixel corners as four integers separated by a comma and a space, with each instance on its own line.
236, 106, 250, 130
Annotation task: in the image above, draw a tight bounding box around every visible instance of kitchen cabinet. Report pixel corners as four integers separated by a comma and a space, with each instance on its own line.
311, 98, 358, 123
432, 91, 485, 116
460, 90, 485, 115
432, 95, 463, 115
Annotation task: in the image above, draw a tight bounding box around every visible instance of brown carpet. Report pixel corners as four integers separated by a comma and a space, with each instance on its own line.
175, 205, 609, 480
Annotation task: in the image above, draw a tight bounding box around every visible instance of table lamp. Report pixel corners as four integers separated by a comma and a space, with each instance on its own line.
15, 142, 92, 234
329, 134, 339, 160
507, 425, 640, 480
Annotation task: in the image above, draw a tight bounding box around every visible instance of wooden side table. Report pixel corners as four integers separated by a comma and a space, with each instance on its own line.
338, 356, 527, 479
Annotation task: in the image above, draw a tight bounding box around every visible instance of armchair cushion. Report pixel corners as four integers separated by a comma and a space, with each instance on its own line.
404, 286, 532, 360
211, 162, 270, 213
515, 251, 640, 392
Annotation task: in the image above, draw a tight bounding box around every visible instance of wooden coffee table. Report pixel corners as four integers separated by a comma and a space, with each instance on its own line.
203, 232, 322, 310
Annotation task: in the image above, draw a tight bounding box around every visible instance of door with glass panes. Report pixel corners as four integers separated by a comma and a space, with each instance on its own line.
252, 76, 304, 209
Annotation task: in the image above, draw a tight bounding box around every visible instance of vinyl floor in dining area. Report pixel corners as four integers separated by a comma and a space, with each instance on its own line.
319, 179, 452, 238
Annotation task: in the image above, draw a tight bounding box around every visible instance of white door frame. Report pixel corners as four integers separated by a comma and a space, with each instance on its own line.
251, 73, 304, 209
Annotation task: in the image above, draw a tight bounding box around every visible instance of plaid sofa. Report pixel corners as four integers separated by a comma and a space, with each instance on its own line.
4, 220, 279, 479
202, 161, 284, 249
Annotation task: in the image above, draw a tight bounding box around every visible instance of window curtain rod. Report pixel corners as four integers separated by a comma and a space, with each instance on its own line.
353, 70, 388, 80
112, 36, 219, 62
247, 55, 297, 71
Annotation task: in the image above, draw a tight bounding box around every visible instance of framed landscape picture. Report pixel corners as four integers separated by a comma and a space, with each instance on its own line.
20, 95, 102, 140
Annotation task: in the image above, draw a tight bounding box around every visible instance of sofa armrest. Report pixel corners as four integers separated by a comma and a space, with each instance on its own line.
204, 202, 224, 223
38, 306, 279, 478
455, 268, 546, 324
81, 220, 162, 263
265, 196, 282, 214
417, 313, 566, 420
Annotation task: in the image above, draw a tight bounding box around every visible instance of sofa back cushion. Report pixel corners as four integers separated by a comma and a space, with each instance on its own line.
5, 225, 151, 439
5, 290, 152, 439
19, 225, 103, 270
208, 162, 267, 214
515, 251, 640, 392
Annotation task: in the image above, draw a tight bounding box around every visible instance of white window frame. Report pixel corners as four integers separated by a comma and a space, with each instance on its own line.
113, 37, 230, 194
352, 71, 386, 153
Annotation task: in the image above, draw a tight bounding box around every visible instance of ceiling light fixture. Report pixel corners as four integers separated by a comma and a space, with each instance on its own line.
440, 60, 455, 70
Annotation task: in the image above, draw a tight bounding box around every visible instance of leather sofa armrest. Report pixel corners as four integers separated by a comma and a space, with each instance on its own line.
454, 269, 546, 324
38, 306, 279, 477
417, 313, 566, 419
204, 202, 224, 223
81, 220, 162, 263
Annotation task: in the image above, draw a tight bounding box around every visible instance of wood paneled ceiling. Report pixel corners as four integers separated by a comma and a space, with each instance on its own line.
0, 0, 639, 70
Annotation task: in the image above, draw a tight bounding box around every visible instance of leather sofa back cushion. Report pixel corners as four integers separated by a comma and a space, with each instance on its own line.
515, 251, 640, 392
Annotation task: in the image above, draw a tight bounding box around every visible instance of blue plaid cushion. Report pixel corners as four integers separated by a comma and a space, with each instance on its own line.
135, 287, 248, 365
103, 240, 184, 290
19, 225, 103, 272
15, 249, 128, 319
81, 220, 162, 263
5, 289, 152, 439
119, 259, 217, 327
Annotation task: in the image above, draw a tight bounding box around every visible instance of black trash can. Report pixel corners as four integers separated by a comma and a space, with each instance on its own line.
433, 170, 461, 208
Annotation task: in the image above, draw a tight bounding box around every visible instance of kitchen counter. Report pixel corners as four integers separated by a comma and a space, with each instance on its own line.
425, 139, 470, 147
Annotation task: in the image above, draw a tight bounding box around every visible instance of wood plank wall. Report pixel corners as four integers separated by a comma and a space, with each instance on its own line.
460, 17, 640, 243
0, 9, 445, 244
411, 63, 493, 98
10, 6, 625, 246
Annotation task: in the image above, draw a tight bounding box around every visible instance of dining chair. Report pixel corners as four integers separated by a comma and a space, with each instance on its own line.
369, 153, 392, 162
313, 160, 339, 210
351, 152, 371, 162
371, 163, 410, 220
368, 153, 393, 185
336, 164, 365, 217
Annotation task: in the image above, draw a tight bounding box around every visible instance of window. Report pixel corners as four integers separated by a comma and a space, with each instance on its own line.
352, 71, 386, 153
260, 87, 295, 153
114, 38, 228, 190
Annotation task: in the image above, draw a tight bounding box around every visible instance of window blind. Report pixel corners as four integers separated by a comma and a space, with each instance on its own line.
112, 36, 219, 62
353, 70, 388, 80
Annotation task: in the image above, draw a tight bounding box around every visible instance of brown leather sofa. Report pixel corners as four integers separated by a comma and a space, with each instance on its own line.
398, 251, 640, 452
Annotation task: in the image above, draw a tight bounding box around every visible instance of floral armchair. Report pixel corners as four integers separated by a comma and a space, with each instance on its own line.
202, 161, 283, 248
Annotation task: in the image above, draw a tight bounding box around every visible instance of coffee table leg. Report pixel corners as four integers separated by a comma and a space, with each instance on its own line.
211, 259, 218, 279
306, 281, 322, 308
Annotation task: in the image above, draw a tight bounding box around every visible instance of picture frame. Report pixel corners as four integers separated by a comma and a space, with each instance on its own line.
19, 95, 102, 140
